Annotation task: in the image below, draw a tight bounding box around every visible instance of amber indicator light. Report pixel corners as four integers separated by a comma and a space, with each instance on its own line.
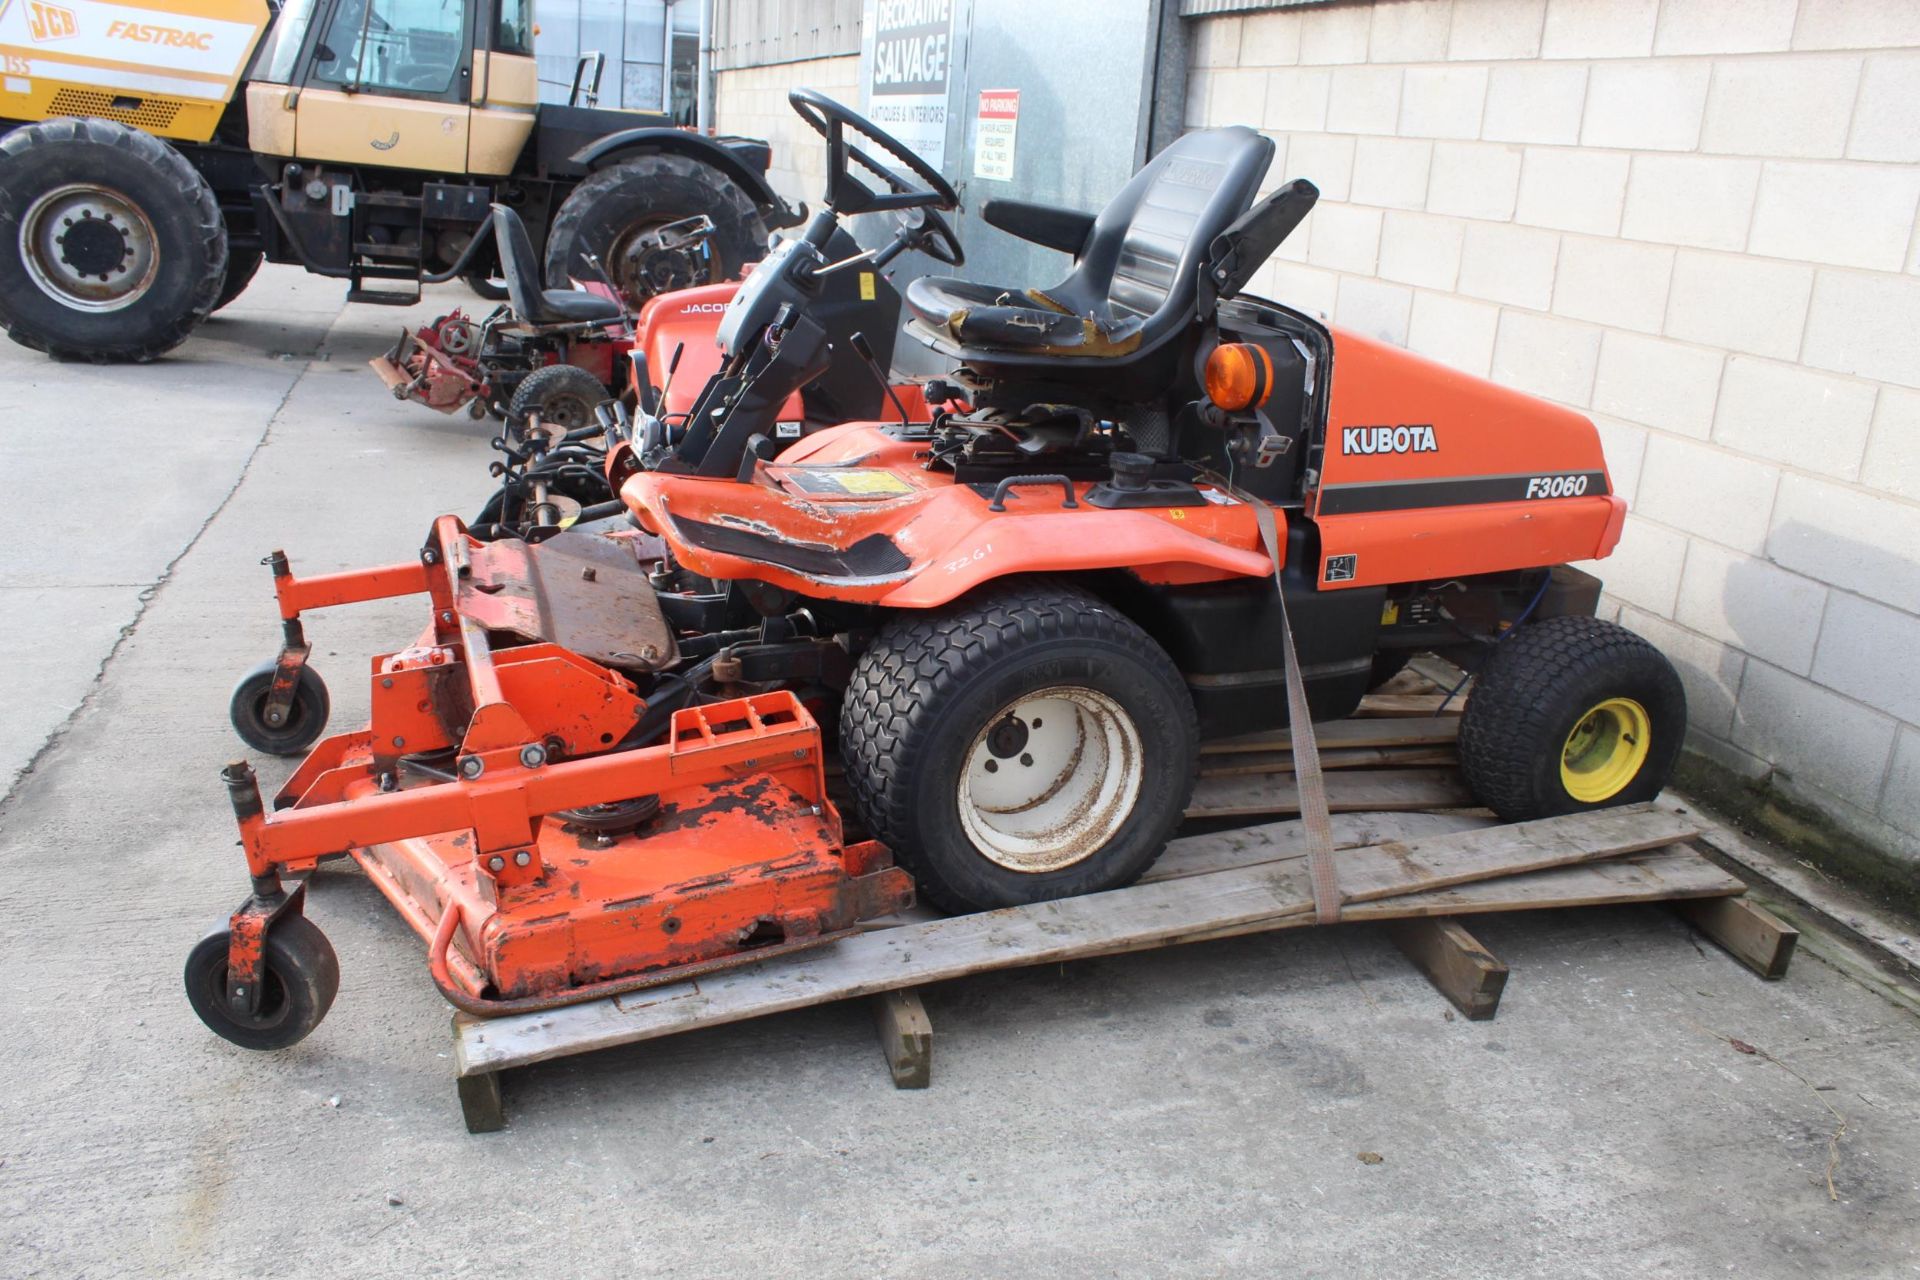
1204, 343, 1273, 411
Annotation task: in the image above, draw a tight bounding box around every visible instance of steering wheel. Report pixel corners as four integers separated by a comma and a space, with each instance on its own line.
788, 88, 960, 215
892, 206, 965, 267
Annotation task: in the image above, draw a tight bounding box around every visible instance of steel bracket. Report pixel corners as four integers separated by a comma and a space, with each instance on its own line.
225, 880, 309, 1017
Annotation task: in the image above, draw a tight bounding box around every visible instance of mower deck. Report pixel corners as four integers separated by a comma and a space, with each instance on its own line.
212, 514, 912, 1033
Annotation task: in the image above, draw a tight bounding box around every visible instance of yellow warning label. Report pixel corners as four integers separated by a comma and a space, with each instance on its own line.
783, 467, 916, 497
859, 272, 876, 301
833, 469, 913, 495
1381, 600, 1400, 625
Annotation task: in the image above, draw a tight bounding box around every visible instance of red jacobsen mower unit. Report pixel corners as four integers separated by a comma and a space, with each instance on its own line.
366, 214, 721, 427
374, 189, 943, 543
188, 91, 1685, 1053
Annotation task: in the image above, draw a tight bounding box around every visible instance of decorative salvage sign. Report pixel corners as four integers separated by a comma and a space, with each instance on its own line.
862, 0, 954, 171
973, 88, 1018, 181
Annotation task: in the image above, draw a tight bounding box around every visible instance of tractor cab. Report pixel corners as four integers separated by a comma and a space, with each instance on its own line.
232, 0, 794, 306
242, 0, 548, 176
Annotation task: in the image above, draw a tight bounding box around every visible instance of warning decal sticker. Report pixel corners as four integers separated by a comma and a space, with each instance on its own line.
781, 468, 918, 498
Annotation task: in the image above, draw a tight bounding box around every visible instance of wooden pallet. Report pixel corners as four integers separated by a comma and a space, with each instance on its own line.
445, 664, 1796, 1132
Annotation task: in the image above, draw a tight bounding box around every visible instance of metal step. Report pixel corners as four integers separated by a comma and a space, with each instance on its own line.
353, 242, 423, 261
347, 285, 423, 306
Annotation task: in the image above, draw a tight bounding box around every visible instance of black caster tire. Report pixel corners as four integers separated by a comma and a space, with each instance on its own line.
184, 915, 339, 1051
841, 581, 1199, 915
506, 362, 609, 446
229, 659, 330, 757
1457, 616, 1687, 822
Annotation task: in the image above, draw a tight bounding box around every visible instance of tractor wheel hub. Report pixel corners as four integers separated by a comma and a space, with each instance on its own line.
19, 183, 160, 312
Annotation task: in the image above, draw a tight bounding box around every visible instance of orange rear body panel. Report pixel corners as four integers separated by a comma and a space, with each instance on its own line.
1311, 327, 1625, 589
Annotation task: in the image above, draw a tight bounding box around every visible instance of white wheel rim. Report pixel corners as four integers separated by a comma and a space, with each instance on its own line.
19, 183, 160, 312
957, 686, 1145, 873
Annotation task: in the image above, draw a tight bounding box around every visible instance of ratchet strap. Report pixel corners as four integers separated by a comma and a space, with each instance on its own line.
1244, 493, 1344, 924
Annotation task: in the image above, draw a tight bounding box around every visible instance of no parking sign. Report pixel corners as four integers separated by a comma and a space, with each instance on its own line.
973, 88, 1018, 182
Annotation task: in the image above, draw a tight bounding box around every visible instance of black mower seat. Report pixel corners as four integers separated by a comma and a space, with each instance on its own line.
490, 203, 624, 326
904, 126, 1274, 361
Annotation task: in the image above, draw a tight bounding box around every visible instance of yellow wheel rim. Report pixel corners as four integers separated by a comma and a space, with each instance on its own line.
1560, 697, 1652, 803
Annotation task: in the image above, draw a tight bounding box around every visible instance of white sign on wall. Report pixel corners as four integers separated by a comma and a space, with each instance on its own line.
972, 87, 1018, 181
861, 0, 954, 172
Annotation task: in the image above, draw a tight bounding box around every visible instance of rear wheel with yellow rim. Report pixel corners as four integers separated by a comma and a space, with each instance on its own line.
1457, 616, 1685, 822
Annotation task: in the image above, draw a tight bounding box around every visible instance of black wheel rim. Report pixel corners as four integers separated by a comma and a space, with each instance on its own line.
198, 951, 291, 1033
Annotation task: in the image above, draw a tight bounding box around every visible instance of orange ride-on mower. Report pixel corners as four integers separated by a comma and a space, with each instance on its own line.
188, 90, 1684, 1051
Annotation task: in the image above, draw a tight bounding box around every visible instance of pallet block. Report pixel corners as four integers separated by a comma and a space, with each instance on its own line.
456, 1064, 505, 1134
1388, 917, 1508, 1020
1680, 894, 1798, 979
872, 989, 933, 1089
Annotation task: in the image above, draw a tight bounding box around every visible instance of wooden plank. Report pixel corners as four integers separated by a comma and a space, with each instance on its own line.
1149, 811, 1495, 884
1200, 744, 1457, 777
871, 988, 932, 1088
455, 805, 1705, 1075
1078, 845, 1743, 958
1680, 895, 1798, 979
1202, 716, 1461, 755
1387, 918, 1508, 1020
1406, 654, 1470, 694
1665, 800, 1920, 987
1355, 692, 1466, 717
1187, 768, 1474, 819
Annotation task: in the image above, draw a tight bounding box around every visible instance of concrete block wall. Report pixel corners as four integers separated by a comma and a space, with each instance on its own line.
1189, 0, 1920, 863
713, 56, 861, 209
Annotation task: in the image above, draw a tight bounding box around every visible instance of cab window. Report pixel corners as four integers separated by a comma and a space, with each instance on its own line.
312, 0, 467, 95
494, 0, 533, 56
254, 0, 322, 84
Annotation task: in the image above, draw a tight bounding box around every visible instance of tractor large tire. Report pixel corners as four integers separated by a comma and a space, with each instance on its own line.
1456, 616, 1686, 823
841, 582, 1200, 915
542, 154, 766, 306
0, 117, 227, 361
211, 246, 264, 313
463, 266, 510, 302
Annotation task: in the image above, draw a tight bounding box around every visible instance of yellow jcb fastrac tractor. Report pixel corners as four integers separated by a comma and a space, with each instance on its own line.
0, 0, 799, 361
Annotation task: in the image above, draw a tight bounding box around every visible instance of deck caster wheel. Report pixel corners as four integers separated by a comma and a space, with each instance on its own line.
229, 659, 330, 756
183, 915, 340, 1050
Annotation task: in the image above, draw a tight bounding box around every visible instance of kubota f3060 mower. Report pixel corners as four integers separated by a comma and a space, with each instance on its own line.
188, 91, 1683, 1051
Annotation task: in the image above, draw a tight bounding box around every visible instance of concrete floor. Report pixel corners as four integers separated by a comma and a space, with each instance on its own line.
1, 266, 1917, 1277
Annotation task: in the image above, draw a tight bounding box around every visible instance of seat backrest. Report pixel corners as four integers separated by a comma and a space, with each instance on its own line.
491, 204, 549, 323
1052, 127, 1274, 327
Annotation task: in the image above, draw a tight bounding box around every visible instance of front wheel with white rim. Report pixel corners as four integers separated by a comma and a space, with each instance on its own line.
0, 118, 226, 361
841, 583, 1199, 914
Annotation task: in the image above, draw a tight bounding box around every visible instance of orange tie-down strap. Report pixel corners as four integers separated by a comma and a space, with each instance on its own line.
1245, 493, 1344, 924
